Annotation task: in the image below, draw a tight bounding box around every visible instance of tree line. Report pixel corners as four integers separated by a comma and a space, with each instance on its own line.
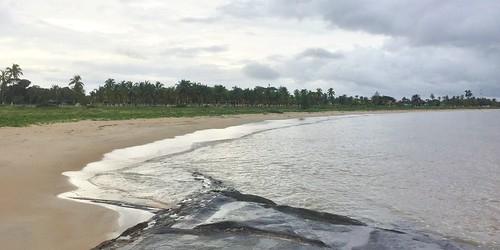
0, 64, 498, 108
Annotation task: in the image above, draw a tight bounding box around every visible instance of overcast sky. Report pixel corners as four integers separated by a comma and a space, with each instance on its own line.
1, 0, 499, 98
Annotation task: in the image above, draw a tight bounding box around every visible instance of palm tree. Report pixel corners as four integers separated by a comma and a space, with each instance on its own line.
69, 75, 85, 104
292, 89, 299, 106
0, 70, 9, 82
154, 81, 164, 105
465, 90, 473, 99
69, 75, 85, 95
103, 78, 115, 104
0, 70, 9, 104
327, 88, 335, 104
411, 94, 422, 106
6, 64, 23, 80
176, 80, 193, 104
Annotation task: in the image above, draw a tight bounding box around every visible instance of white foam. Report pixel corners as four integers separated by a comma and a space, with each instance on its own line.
58, 115, 354, 239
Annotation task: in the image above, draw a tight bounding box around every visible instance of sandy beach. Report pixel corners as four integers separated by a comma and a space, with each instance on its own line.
0, 110, 424, 250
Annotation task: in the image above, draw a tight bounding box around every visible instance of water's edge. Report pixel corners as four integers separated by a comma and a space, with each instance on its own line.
57, 116, 346, 238
56, 113, 482, 249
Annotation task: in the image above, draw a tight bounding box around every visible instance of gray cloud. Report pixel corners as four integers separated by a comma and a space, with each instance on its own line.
216, 0, 500, 97
242, 63, 280, 80
274, 45, 500, 98
1, 0, 499, 98
296, 48, 343, 60
115, 49, 148, 60
220, 0, 500, 48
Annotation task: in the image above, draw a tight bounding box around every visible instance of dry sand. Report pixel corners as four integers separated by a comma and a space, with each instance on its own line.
0, 110, 413, 250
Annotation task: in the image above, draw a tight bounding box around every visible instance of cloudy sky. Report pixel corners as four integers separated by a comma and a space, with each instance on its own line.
1, 0, 499, 98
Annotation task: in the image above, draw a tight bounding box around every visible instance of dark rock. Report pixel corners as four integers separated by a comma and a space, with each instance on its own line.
95, 190, 474, 250
93, 172, 476, 250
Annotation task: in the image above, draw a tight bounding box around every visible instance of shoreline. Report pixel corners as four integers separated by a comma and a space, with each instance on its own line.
59, 115, 342, 240
0, 109, 476, 249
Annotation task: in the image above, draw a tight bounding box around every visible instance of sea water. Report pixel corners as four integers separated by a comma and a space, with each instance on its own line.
60, 110, 500, 247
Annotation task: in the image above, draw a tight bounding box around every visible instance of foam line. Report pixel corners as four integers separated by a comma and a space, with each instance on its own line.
58, 115, 363, 238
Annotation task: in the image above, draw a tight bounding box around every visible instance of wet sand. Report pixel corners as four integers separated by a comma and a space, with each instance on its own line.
0, 110, 426, 250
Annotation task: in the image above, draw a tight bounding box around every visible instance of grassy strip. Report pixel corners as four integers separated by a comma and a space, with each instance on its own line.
0, 105, 495, 127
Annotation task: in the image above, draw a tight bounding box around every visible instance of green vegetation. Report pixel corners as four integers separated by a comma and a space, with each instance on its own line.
0, 63, 498, 127
0, 105, 493, 128
0, 106, 294, 127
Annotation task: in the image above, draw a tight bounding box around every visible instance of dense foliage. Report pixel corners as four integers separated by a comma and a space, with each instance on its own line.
0, 64, 498, 109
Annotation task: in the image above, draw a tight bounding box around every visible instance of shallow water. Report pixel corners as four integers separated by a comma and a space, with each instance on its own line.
62, 110, 500, 248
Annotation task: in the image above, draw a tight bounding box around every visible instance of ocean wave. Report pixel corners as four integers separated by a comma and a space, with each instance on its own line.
58, 116, 351, 237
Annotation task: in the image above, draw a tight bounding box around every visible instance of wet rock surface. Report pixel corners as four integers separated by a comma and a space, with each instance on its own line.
94, 173, 475, 250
